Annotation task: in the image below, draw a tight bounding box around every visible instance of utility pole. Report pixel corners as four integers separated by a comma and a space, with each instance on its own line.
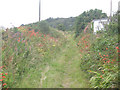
110, 0, 112, 22
118, 1, 120, 13
39, 0, 41, 22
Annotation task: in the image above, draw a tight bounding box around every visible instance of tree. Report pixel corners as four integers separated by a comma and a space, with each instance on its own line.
57, 24, 65, 31
75, 9, 108, 37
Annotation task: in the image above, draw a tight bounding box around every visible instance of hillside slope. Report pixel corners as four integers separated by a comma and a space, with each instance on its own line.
45, 17, 76, 31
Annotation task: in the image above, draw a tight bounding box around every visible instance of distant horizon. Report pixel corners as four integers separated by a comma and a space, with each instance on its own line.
0, 9, 113, 29
0, 8, 117, 29
0, 9, 108, 29
0, 0, 119, 28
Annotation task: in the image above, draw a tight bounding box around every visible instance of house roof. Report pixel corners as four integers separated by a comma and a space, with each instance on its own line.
92, 18, 109, 22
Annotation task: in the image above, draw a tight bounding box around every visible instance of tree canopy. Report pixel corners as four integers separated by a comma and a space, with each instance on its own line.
75, 9, 108, 37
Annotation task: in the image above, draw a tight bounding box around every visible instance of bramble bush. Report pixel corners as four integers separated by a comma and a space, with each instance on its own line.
76, 24, 119, 88
1, 23, 66, 88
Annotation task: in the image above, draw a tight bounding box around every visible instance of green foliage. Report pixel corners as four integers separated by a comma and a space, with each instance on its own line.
2, 24, 66, 88
49, 27, 63, 38
45, 17, 76, 31
13, 27, 19, 33
38, 21, 50, 34
118, 12, 120, 34
108, 13, 118, 34
1, 9, 119, 88
75, 9, 108, 37
24, 21, 64, 39
77, 29, 118, 88
108, 22, 118, 34
57, 24, 65, 31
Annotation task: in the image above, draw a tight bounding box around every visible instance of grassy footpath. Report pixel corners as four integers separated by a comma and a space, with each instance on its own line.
2, 20, 118, 88
16, 32, 89, 88
2, 27, 89, 88
41, 33, 89, 88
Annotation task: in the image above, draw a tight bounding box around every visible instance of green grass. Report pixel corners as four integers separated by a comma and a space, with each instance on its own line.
3, 22, 118, 88
2, 25, 67, 88
12, 32, 89, 88
41, 34, 89, 88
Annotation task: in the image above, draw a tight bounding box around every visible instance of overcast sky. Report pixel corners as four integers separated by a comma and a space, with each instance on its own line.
0, 0, 119, 28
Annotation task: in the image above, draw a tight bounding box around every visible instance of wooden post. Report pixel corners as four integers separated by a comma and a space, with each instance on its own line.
39, 0, 41, 22
110, 0, 112, 22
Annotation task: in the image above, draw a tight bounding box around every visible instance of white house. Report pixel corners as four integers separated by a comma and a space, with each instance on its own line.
92, 18, 110, 34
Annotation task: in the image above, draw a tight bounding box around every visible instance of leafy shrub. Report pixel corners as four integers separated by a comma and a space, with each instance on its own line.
1, 25, 66, 88
38, 21, 50, 34
77, 28, 119, 88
